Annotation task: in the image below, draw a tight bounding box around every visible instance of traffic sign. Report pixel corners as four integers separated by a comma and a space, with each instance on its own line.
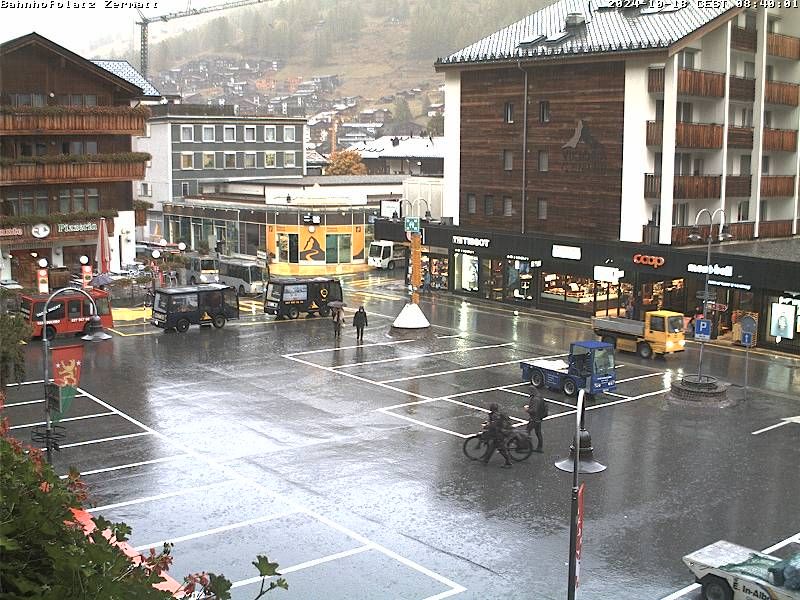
45, 383, 62, 413
404, 217, 420, 234
742, 332, 754, 347
695, 318, 712, 341
696, 291, 717, 300
706, 302, 728, 312
740, 315, 757, 335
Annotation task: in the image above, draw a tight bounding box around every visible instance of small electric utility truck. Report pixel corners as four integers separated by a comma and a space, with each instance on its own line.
520, 341, 616, 398
683, 540, 800, 600
592, 310, 686, 359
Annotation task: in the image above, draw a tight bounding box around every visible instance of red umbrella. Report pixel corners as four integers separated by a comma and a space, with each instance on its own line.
95, 217, 111, 274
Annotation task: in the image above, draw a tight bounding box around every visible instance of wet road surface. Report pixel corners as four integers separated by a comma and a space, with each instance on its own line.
6, 272, 800, 599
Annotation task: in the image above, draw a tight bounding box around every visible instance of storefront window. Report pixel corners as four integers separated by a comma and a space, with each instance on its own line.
420, 253, 449, 291
482, 259, 506, 301
505, 260, 536, 303
325, 234, 351, 264
540, 272, 597, 315
454, 252, 479, 292
763, 294, 800, 352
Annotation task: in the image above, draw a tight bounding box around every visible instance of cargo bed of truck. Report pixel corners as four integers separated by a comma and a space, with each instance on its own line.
592, 317, 645, 337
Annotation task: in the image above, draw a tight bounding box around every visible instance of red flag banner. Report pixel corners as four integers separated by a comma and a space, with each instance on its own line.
52, 344, 85, 388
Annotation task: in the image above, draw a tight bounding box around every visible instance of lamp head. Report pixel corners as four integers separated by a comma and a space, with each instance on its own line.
688, 226, 703, 242
718, 224, 733, 241
81, 314, 112, 342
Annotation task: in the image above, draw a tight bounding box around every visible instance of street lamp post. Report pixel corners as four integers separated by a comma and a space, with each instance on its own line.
687, 209, 732, 382
33, 287, 111, 464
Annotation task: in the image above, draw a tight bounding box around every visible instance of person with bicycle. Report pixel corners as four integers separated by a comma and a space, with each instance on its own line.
483, 403, 513, 468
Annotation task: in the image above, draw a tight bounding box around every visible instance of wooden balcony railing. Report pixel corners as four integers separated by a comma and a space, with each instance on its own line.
765, 80, 800, 106
763, 128, 798, 152
678, 68, 725, 98
672, 225, 712, 245
759, 219, 795, 239
644, 173, 661, 198
729, 221, 755, 241
760, 175, 795, 197
646, 121, 662, 145
725, 175, 751, 198
0, 107, 149, 135
643, 174, 722, 199
728, 126, 754, 149
732, 26, 756, 53
729, 76, 755, 102
646, 121, 723, 148
767, 32, 800, 61
0, 159, 147, 186
648, 68, 665, 93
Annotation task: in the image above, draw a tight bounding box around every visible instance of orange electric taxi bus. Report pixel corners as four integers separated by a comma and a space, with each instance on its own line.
19, 288, 114, 341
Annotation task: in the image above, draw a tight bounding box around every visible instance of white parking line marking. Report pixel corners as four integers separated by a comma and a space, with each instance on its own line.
378, 408, 472, 438
498, 389, 577, 409
379, 353, 567, 384
604, 391, 630, 399
89, 480, 238, 513
436, 382, 529, 399
59, 455, 188, 479
286, 339, 416, 357
436, 334, 463, 339
615, 372, 665, 384
441, 397, 527, 424
5, 379, 45, 387
231, 545, 375, 589
78, 387, 466, 597
751, 417, 799, 435
659, 531, 800, 600
378, 398, 439, 411
10, 411, 115, 430
133, 511, 298, 552
332, 343, 514, 369
42, 431, 152, 451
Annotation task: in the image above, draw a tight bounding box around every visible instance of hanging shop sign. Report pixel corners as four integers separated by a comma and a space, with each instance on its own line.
594, 265, 625, 283
31, 223, 51, 239
452, 235, 490, 248
708, 279, 751, 291
57, 222, 98, 234
633, 254, 665, 269
454, 247, 476, 255
0, 226, 24, 237
506, 254, 542, 267
552, 244, 581, 261
687, 263, 734, 277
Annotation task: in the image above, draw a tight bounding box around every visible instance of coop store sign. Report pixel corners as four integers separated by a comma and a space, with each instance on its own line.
0, 226, 24, 237
687, 263, 733, 277
452, 235, 490, 248
57, 222, 99, 234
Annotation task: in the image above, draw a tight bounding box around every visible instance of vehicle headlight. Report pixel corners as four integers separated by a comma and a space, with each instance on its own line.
666, 341, 673, 349
679, 339, 686, 347
200, 274, 208, 282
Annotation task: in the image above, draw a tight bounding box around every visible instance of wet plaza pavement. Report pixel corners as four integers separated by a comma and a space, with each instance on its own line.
5, 272, 800, 599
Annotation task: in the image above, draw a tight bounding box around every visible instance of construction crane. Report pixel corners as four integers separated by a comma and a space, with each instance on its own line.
136, 0, 269, 78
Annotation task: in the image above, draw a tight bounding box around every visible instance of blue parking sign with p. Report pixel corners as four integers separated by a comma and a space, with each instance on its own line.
742, 332, 753, 347
695, 318, 711, 341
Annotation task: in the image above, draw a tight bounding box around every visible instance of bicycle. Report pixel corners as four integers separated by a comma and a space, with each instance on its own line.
462, 428, 533, 462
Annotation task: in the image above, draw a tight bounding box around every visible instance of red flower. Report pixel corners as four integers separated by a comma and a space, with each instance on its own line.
39, 481, 52, 493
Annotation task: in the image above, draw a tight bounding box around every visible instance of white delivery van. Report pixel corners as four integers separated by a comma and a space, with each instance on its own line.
368, 241, 408, 270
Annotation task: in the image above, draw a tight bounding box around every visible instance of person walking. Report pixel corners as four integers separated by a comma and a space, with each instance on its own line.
483, 403, 513, 468
332, 306, 344, 338
524, 390, 548, 452
353, 306, 368, 342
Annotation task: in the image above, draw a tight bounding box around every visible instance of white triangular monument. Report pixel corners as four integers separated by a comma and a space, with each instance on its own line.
392, 303, 430, 329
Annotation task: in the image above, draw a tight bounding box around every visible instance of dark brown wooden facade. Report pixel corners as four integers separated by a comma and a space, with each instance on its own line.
458, 61, 625, 240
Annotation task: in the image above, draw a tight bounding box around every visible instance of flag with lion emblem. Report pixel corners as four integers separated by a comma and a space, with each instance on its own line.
51, 344, 84, 423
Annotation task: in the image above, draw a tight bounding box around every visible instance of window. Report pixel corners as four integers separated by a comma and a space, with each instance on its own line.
538, 150, 548, 172
20, 192, 33, 215
744, 62, 755, 79
503, 150, 513, 171
59, 189, 70, 213
244, 126, 256, 142
503, 197, 513, 217
85, 140, 98, 154
692, 158, 704, 176
140, 182, 151, 196
674, 153, 692, 175
539, 100, 550, 123
203, 152, 216, 169
283, 126, 296, 142
763, 111, 772, 128
656, 100, 664, 121
484, 195, 494, 216
651, 203, 661, 226
244, 152, 256, 168
86, 188, 99, 212
72, 188, 85, 212
760, 200, 768, 221
672, 202, 688, 226
737, 200, 750, 221
741, 108, 754, 127
504, 102, 514, 123
180, 125, 194, 142
761, 155, 770, 175
740, 154, 751, 175
654, 152, 663, 176
676, 101, 693, 123
181, 153, 194, 169
650, 315, 665, 332
224, 152, 236, 169
765, 65, 774, 82
537, 198, 548, 220
678, 50, 696, 70
265, 126, 276, 141
181, 182, 190, 196
35, 191, 48, 215
224, 125, 236, 142
284, 151, 296, 168
202, 125, 215, 142
744, 12, 756, 31
264, 151, 276, 167
467, 193, 476, 214
767, 17, 777, 33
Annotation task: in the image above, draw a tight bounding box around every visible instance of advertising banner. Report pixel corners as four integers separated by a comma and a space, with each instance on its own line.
770, 303, 796, 340
37, 269, 49, 294
51, 344, 85, 423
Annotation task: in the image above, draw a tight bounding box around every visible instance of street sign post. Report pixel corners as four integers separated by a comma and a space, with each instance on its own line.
739, 315, 757, 400
695, 318, 712, 341
696, 291, 717, 301
404, 217, 420, 234
45, 383, 62, 414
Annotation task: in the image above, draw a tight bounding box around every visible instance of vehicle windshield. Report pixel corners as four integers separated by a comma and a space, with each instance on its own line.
593, 348, 615, 375
668, 316, 685, 333
369, 244, 383, 258
266, 283, 281, 301
200, 259, 217, 271
20, 299, 31, 316
248, 265, 262, 283
154, 293, 169, 312
95, 297, 111, 316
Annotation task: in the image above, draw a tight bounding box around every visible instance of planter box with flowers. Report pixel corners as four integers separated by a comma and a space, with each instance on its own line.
134, 200, 153, 226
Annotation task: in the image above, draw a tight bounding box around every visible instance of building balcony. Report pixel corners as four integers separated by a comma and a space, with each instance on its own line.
728, 126, 753, 149
761, 175, 795, 197
0, 106, 149, 136
644, 174, 721, 199
767, 32, 800, 61
726, 175, 752, 197
672, 220, 795, 244
763, 128, 797, 152
646, 121, 723, 149
0, 153, 149, 186
732, 26, 756, 53
729, 76, 755, 102
765, 80, 800, 106
647, 68, 725, 97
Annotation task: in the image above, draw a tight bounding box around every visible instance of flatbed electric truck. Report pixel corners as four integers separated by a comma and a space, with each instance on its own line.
520, 341, 616, 398
592, 310, 686, 359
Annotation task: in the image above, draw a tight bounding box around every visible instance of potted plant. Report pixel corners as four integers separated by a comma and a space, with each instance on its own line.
133, 200, 153, 227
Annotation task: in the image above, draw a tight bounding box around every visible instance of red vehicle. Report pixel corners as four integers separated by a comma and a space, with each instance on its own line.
19, 289, 114, 340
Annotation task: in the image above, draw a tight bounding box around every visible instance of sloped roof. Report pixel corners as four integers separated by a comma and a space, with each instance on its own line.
437, 0, 740, 67
92, 60, 161, 97
348, 136, 445, 160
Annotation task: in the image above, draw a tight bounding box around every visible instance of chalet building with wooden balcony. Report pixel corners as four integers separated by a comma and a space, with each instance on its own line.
0, 33, 157, 286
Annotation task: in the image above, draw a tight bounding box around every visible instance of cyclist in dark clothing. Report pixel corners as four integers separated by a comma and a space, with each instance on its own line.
483, 403, 513, 468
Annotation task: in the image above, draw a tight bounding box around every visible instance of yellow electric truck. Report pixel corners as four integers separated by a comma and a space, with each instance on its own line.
592, 310, 686, 359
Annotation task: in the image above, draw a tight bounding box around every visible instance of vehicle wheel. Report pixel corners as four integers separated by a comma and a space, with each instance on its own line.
212, 314, 226, 329
287, 306, 300, 320
387, 260, 395, 270
562, 378, 577, 397
189, 276, 196, 285
462, 436, 487, 461
44, 326, 57, 341
238, 285, 246, 296
319, 306, 331, 317
507, 433, 534, 462
601, 335, 616, 347
701, 576, 733, 600
530, 368, 545, 388
637, 342, 653, 359
176, 319, 190, 333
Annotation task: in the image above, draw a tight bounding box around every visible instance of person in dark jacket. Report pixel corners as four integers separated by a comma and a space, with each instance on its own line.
352, 306, 368, 341
483, 403, 513, 468
524, 390, 547, 452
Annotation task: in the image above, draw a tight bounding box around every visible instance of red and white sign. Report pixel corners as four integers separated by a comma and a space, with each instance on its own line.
52, 344, 84, 388
37, 268, 49, 294
576, 483, 585, 588
633, 253, 665, 269
81, 265, 93, 289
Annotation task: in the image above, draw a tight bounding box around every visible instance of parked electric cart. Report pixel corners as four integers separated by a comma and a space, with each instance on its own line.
151, 284, 239, 332
263, 277, 343, 319
520, 341, 616, 398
